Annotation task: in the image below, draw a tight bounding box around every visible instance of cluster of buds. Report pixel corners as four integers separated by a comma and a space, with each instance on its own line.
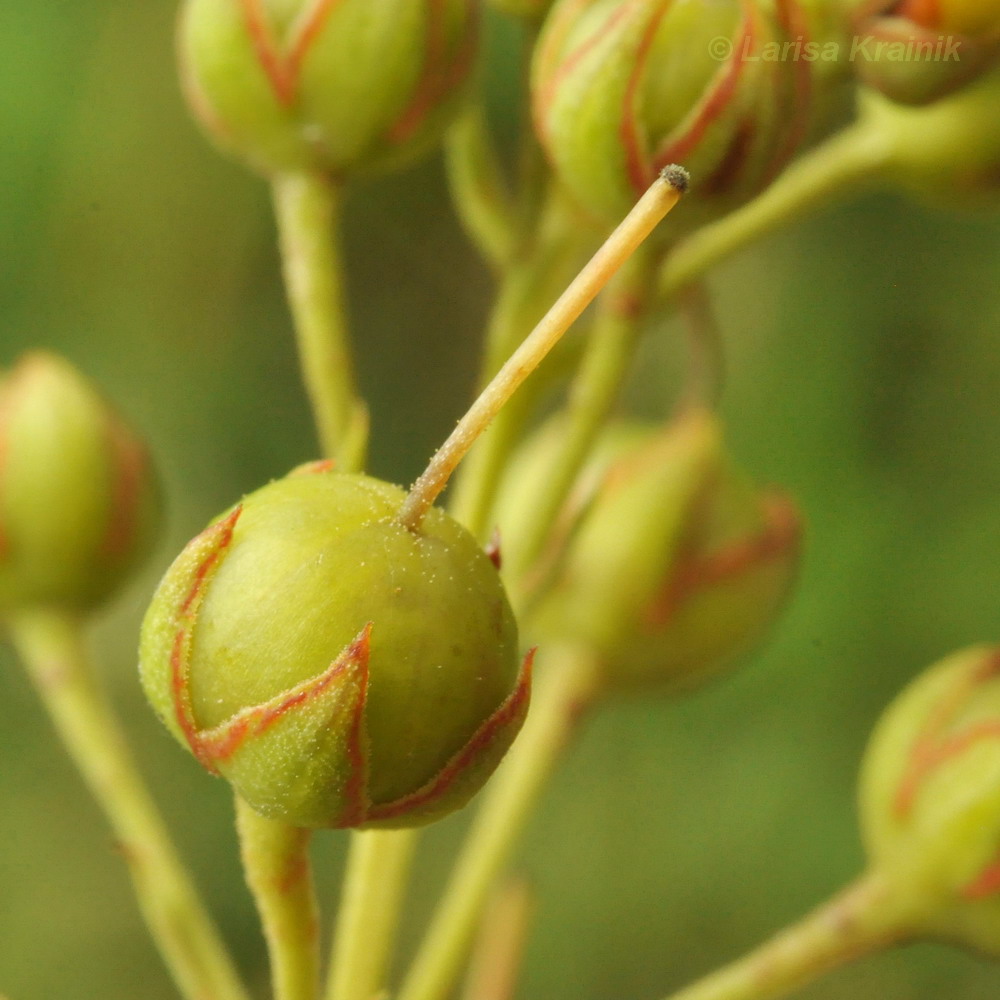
531, 0, 854, 229
179, 0, 478, 177
496, 410, 801, 694
859, 645, 1000, 954
140, 464, 530, 829
0, 352, 160, 613
850, 0, 1000, 104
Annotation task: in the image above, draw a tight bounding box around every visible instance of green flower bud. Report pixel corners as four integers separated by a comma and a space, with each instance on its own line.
531, 0, 853, 229
180, 0, 479, 177
896, 0, 1000, 39
851, 0, 999, 105
859, 646, 1000, 954
497, 411, 800, 693
0, 352, 161, 613
139, 465, 530, 829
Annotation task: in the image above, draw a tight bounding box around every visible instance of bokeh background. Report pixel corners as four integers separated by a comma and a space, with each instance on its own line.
3, 5, 1000, 1000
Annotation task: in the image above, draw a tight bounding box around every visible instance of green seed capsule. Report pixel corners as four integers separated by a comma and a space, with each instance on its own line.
139, 466, 529, 829
531, 0, 854, 230
859, 646, 1000, 954
179, 0, 479, 177
0, 352, 160, 613
850, 0, 1000, 105
495, 411, 801, 694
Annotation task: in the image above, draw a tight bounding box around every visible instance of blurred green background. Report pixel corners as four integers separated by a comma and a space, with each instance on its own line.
3, 5, 1000, 1000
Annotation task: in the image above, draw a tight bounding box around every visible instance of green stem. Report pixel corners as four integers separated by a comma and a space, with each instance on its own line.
445, 106, 517, 270
661, 874, 910, 1000
5, 608, 250, 1000
658, 121, 893, 301
235, 797, 320, 1000
676, 282, 726, 411
506, 248, 658, 580
396, 645, 602, 1000
459, 877, 534, 1000
272, 171, 368, 470
324, 829, 417, 1000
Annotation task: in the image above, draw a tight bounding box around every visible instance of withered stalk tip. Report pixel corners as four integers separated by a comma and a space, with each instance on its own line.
660, 164, 690, 194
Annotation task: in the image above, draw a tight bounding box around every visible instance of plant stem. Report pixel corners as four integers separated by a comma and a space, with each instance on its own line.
273, 170, 368, 470
676, 281, 726, 411
661, 873, 910, 1000
506, 247, 659, 580
235, 797, 320, 1000
324, 829, 417, 1000
5, 608, 250, 1000
396, 644, 602, 1000
399, 168, 688, 531
460, 877, 535, 1000
445, 106, 517, 270
658, 122, 893, 301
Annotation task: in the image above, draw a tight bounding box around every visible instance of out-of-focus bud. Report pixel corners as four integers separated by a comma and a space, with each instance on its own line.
850, 0, 1000, 105
0, 352, 160, 613
531, 0, 853, 229
869, 61, 1000, 205
859, 646, 1000, 955
139, 466, 530, 829
497, 410, 801, 694
179, 0, 479, 177
893, 0, 1000, 40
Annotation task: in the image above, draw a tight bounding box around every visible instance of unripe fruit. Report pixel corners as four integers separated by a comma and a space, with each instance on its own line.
0, 352, 160, 612
140, 465, 530, 829
180, 0, 479, 177
532, 0, 854, 230
496, 411, 800, 693
850, 0, 1000, 105
859, 646, 1000, 954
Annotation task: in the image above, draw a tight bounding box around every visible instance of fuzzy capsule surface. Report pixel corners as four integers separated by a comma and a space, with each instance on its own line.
140, 467, 530, 829
859, 646, 1000, 954
496, 411, 800, 694
179, 0, 478, 177
0, 351, 160, 612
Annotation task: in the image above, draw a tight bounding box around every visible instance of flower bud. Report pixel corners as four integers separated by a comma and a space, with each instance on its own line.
850, 0, 1000, 105
0, 352, 161, 613
139, 466, 530, 829
895, 0, 1000, 39
498, 411, 800, 693
531, 0, 853, 228
179, 0, 478, 177
859, 646, 1000, 954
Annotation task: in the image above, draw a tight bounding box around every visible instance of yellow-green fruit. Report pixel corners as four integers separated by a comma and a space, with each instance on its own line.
180, 0, 478, 177
531, 0, 854, 230
859, 646, 1000, 954
495, 411, 801, 693
139, 466, 529, 829
0, 352, 160, 612
897, 0, 1000, 39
